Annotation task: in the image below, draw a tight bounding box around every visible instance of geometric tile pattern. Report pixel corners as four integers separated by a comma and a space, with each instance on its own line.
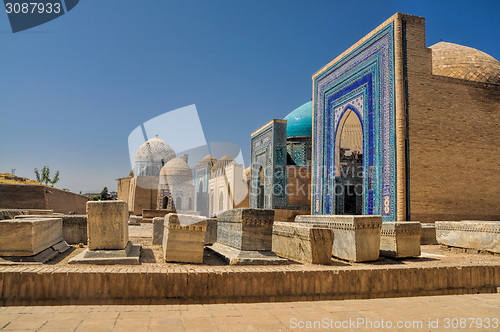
313, 23, 397, 221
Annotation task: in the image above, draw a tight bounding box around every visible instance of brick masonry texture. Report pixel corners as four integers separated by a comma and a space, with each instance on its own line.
0, 263, 499, 306
0, 184, 89, 215
400, 15, 500, 223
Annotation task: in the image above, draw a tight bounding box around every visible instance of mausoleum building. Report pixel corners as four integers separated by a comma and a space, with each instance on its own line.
311, 13, 500, 222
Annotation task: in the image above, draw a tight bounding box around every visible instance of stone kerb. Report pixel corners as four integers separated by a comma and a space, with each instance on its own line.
272, 222, 334, 264
380, 221, 421, 258
217, 208, 274, 251
87, 201, 129, 250
295, 215, 382, 262
0, 217, 63, 256
436, 220, 500, 254
163, 213, 207, 263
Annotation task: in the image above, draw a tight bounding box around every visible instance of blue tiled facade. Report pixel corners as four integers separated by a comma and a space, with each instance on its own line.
312, 24, 397, 221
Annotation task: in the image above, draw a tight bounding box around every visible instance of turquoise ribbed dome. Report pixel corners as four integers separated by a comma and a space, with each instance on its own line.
283, 101, 313, 137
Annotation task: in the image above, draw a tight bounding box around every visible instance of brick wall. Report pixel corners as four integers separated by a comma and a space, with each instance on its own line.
287, 166, 311, 206
0, 184, 89, 214
404, 16, 500, 223
1, 264, 498, 306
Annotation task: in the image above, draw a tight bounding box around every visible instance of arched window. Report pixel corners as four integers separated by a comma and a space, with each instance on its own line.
219, 192, 224, 211
176, 196, 182, 211
162, 196, 169, 209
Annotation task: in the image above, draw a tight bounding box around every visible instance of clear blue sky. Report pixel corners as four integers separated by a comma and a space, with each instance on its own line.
1, 0, 499, 193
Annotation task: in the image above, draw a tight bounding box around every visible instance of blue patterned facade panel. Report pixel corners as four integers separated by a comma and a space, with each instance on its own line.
312, 23, 397, 221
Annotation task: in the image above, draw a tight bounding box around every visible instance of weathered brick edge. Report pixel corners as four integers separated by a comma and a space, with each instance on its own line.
1, 265, 499, 306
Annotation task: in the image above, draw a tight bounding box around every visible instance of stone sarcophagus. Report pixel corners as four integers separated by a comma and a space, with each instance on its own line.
272, 222, 334, 264
152, 217, 164, 245
61, 215, 87, 245
436, 221, 500, 254
421, 223, 437, 245
163, 213, 207, 263
380, 222, 421, 258
208, 208, 288, 265
217, 208, 274, 251
0, 217, 71, 264
0, 218, 63, 256
204, 218, 217, 246
295, 215, 382, 262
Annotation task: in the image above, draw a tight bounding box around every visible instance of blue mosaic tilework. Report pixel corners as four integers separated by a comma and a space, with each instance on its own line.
312, 23, 396, 221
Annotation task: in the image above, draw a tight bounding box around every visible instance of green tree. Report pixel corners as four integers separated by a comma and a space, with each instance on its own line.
99, 186, 109, 201
34, 166, 60, 186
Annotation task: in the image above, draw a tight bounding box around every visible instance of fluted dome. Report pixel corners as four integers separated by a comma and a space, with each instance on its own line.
135, 137, 176, 163
160, 158, 193, 185
429, 42, 500, 84
214, 155, 235, 171
284, 101, 313, 137
196, 155, 217, 167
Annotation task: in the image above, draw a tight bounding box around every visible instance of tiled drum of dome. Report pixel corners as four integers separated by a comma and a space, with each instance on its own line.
312, 24, 396, 221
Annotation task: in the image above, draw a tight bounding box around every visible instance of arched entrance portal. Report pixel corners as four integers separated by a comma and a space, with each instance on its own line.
162, 196, 169, 209
335, 109, 363, 215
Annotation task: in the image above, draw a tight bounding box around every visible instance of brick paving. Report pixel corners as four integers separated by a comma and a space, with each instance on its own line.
0, 294, 499, 331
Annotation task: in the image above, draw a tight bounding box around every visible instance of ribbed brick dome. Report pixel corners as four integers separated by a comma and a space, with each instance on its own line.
429, 42, 500, 84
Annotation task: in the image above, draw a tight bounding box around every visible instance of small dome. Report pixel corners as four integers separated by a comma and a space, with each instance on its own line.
160, 158, 193, 185
196, 155, 217, 167
214, 155, 235, 170
429, 42, 500, 84
284, 101, 313, 137
135, 137, 176, 164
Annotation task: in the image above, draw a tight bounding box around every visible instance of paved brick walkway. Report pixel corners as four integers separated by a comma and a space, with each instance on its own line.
0, 294, 498, 331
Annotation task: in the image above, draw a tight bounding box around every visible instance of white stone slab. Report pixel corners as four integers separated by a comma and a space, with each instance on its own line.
436, 220, 500, 254
272, 222, 334, 264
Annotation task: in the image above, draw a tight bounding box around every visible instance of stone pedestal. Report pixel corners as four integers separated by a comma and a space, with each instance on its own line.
436, 221, 500, 254
421, 223, 437, 245
296, 215, 382, 262
152, 217, 164, 245
204, 218, 218, 245
380, 222, 421, 258
69, 201, 141, 265
163, 213, 207, 263
208, 208, 288, 265
87, 201, 129, 250
272, 222, 334, 264
0, 218, 70, 264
